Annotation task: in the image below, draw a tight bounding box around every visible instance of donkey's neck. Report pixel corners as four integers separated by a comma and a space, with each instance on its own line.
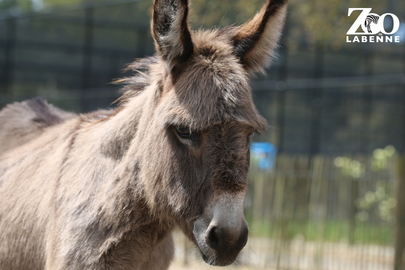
98, 59, 161, 161
71, 85, 175, 260
93, 87, 154, 213
99, 103, 141, 161
93, 82, 168, 216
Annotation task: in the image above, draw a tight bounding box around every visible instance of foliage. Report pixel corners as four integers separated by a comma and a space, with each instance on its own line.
188, 0, 264, 27
42, 0, 81, 9
334, 156, 365, 178
0, 0, 33, 13
287, 0, 388, 48
372, 145, 397, 171
191, 0, 404, 48
356, 146, 397, 223
356, 181, 396, 223
248, 219, 393, 245
334, 146, 397, 224
2, 0, 404, 48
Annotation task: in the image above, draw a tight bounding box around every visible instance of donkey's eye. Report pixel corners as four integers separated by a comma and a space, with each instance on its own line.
247, 132, 254, 144
174, 126, 201, 144
176, 126, 191, 138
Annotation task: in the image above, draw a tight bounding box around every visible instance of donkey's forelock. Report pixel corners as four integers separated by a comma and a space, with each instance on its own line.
118, 30, 267, 132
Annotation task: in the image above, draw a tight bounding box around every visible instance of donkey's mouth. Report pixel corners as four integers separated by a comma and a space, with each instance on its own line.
192, 196, 249, 266
199, 247, 241, 267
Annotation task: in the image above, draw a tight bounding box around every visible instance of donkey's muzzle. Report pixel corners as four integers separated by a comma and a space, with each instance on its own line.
205, 219, 248, 262
193, 194, 248, 266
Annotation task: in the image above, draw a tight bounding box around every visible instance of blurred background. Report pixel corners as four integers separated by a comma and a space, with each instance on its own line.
0, 0, 404, 269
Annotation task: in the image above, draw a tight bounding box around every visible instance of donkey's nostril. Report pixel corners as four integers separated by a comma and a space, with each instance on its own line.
205, 225, 222, 250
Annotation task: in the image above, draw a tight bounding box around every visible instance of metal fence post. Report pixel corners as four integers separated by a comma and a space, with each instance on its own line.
3, 16, 16, 95
275, 14, 290, 154
309, 41, 324, 156
361, 52, 373, 154
394, 41, 405, 270
394, 155, 405, 270
402, 41, 405, 153
80, 5, 94, 112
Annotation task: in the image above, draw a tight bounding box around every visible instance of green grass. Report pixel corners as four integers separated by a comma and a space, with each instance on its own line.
247, 218, 394, 246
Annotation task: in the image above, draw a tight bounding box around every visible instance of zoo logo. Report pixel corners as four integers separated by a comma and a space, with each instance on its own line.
346, 8, 401, 43
364, 14, 380, 34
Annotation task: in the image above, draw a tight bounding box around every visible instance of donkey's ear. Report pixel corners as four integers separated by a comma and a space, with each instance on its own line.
230, 0, 288, 74
152, 0, 194, 66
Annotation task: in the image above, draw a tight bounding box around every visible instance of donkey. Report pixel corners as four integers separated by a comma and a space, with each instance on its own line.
0, 0, 287, 269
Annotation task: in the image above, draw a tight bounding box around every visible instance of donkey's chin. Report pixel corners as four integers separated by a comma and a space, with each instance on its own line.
193, 225, 248, 267
196, 241, 241, 266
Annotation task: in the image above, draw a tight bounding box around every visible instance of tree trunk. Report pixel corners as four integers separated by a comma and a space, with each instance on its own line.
394, 154, 405, 270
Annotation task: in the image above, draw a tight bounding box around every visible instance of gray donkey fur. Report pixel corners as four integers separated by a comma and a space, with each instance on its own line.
0, 0, 287, 269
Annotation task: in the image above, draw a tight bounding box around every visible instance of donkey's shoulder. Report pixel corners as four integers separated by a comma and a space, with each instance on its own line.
0, 98, 76, 154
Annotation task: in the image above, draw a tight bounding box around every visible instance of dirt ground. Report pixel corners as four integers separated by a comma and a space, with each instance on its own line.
169, 259, 255, 270
169, 232, 394, 270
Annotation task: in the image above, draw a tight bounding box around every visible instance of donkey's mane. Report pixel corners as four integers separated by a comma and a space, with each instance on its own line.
114, 57, 159, 106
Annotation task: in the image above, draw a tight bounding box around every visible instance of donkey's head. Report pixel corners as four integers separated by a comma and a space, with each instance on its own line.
129, 0, 287, 266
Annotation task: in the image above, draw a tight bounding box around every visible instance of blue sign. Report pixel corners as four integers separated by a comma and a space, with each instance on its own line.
250, 142, 277, 171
